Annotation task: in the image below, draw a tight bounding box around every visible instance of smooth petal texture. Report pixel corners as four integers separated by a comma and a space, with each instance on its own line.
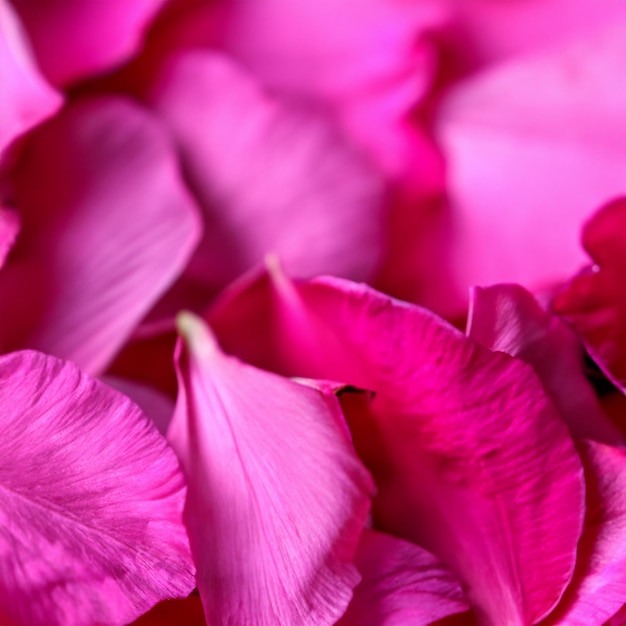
467, 284, 623, 446
208, 269, 586, 626
434, 23, 626, 311
0, 206, 19, 267
0, 350, 195, 626
543, 441, 626, 626
553, 198, 626, 390
11, 0, 166, 85
150, 52, 385, 307
337, 529, 470, 626
0, 0, 61, 154
169, 313, 374, 626
0, 96, 201, 374
207, 0, 446, 181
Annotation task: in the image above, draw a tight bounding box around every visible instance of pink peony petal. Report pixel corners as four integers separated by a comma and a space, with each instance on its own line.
208, 267, 586, 625
553, 198, 626, 390
150, 52, 385, 308
0, 350, 195, 626
0, 206, 20, 268
543, 441, 626, 625
337, 529, 470, 626
433, 23, 626, 313
10, 0, 167, 85
207, 0, 446, 181
467, 284, 623, 446
169, 313, 374, 626
0, 96, 201, 374
0, 0, 61, 154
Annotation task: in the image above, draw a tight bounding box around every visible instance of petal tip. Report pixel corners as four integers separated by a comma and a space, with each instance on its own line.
176, 311, 218, 360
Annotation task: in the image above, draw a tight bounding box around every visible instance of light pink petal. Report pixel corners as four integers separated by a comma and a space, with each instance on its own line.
208, 0, 446, 181
441, 0, 626, 74
208, 268, 586, 625
150, 52, 384, 307
433, 23, 626, 314
0, 350, 195, 626
0, 97, 201, 374
169, 313, 374, 626
0, 0, 61, 153
104, 376, 175, 436
0, 207, 20, 267
11, 0, 166, 85
553, 198, 626, 390
467, 284, 623, 446
544, 441, 626, 625
337, 529, 470, 626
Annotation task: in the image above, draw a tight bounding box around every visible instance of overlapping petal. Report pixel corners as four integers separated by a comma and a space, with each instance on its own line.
467, 284, 622, 445
0, 96, 201, 374
337, 529, 469, 626
0, 350, 195, 626
150, 52, 384, 307
433, 23, 626, 313
0, 206, 19, 267
0, 0, 61, 154
169, 313, 374, 626
10, 0, 167, 85
208, 268, 586, 625
553, 198, 626, 390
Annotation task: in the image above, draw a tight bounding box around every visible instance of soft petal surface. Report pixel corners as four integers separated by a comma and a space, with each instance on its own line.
433, 23, 626, 312
0, 0, 61, 154
543, 441, 626, 625
207, 0, 445, 180
0, 350, 195, 626
169, 313, 374, 626
0, 96, 201, 374
208, 269, 586, 626
11, 0, 166, 85
131, 595, 206, 626
467, 284, 623, 446
0, 206, 19, 267
553, 198, 626, 390
150, 52, 384, 307
337, 529, 469, 626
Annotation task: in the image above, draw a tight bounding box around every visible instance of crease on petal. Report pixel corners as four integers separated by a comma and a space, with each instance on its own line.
0, 350, 195, 626
168, 312, 374, 626
467, 283, 623, 446
0, 96, 202, 374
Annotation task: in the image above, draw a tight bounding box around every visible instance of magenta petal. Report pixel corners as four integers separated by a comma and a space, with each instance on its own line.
0, 0, 61, 153
11, 0, 166, 85
0, 207, 19, 268
434, 23, 626, 305
0, 350, 194, 626
209, 269, 586, 625
468, 284, 623, 446
0, 97, 201, 374
338, 529, 469, 626
150, 52, 385, 300
553, 198, 626, 390
544, 441, 626, 625
169, 313, 374, 626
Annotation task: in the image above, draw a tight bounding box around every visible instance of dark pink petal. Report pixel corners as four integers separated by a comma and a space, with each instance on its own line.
11, 0, 166, 85
467, 284, 623, 446
169, 313, 374, 626
0, 0, 61, 153
553, 198, 626, 390
209, 268, 586, 625
0, 206, 19, 267
434, 24, 626, 311
0, 97, 201, 374
150, 52, 384, 307
207, 0, 446, 181
543, 441, 626, 625
0, 350, 195, 626
337, 529, 470, 626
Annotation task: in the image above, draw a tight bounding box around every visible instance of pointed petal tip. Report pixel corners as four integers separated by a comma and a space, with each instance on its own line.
176, 312, 218, 360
